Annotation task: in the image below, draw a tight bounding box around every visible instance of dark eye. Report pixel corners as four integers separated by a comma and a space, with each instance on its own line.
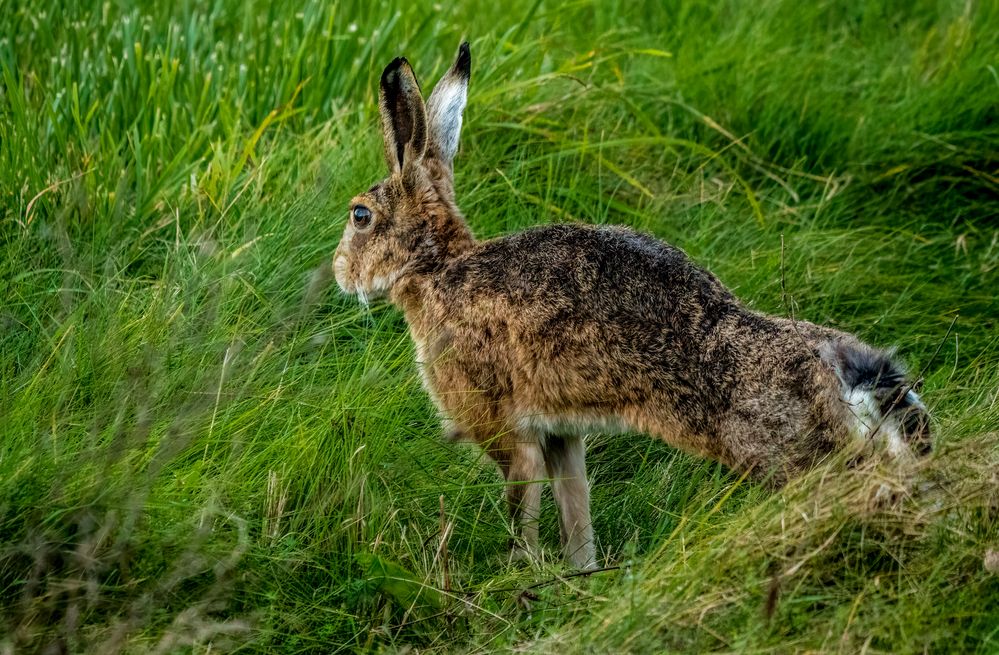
352, 204, 372, 228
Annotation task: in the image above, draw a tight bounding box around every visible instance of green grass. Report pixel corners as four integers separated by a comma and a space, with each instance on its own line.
2, 0, 998, 652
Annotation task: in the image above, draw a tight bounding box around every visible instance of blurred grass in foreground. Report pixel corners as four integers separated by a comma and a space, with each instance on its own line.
1, 0, 997, 652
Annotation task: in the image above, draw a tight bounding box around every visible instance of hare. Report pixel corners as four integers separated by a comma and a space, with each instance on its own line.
332, 43, 931, 569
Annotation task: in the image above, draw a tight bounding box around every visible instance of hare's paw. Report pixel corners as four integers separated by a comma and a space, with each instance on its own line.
508, 543, 543, 568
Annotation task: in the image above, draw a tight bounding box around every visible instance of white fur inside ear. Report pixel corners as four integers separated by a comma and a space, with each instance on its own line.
427, 76, 467, 162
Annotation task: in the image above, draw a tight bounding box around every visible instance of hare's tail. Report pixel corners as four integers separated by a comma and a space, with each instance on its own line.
821, 341, 931, 456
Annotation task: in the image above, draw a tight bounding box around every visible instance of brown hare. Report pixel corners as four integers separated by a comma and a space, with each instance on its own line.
332, 43, 931, 569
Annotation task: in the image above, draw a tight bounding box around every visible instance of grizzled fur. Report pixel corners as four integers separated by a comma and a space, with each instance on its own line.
333, 43, 931, 569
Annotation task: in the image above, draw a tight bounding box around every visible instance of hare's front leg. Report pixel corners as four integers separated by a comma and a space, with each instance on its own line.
542, 435, 596, 569
496, 437, 545, 563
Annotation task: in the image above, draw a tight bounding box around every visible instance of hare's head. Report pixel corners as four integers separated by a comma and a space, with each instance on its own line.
334, 43, 475, 303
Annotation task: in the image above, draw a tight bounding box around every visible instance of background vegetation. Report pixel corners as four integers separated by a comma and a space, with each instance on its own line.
2, 0, 997, 651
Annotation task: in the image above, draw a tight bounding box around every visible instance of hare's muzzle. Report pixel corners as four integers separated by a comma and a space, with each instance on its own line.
332, 246, 351, 294
332, 218, 358, 291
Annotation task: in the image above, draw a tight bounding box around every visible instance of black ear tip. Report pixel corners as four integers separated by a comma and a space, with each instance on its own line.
381, 56, 409, 85
455, 42, 471, 77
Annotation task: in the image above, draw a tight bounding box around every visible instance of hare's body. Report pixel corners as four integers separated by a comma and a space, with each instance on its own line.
333, 44, 931, 569
398, 223, 853, 477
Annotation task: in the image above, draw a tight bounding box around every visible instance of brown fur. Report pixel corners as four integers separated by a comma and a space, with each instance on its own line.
332, 44, 931, 569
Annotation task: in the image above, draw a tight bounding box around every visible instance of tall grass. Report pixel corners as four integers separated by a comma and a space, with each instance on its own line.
1, 0, 997, 652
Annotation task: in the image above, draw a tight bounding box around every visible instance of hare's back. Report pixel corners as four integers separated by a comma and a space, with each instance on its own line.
445, 223, 737, 322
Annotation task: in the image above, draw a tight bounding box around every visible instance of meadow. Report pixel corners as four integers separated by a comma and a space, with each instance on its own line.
1, 0, 998, 652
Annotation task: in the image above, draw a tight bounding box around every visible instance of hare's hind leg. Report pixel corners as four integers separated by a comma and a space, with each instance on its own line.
493, 437, 544, 563
542, 435, 596, 570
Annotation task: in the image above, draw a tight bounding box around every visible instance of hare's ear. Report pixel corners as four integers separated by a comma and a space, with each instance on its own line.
426, 42, 471, 172
379, 57, 428, 174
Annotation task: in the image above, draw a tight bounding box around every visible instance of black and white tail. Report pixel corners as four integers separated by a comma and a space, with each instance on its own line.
822, 341, 932, 457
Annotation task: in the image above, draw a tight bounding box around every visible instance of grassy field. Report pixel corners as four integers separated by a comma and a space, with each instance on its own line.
2, 0, 998, 652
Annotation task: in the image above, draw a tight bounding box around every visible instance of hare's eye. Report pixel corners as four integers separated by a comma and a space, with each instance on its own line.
352, 205, 372, 228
